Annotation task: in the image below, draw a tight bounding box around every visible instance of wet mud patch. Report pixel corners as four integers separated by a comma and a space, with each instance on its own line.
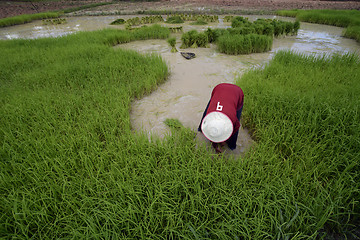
118, 39, 261, 157
117, 19, 359, 157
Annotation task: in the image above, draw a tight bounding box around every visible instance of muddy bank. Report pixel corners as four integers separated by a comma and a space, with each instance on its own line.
72, 0, 360, 16
2, 0, 360, 19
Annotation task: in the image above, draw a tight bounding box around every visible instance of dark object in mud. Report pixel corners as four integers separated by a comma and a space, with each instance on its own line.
180, 52, 196, 60
110, 18, 125, 25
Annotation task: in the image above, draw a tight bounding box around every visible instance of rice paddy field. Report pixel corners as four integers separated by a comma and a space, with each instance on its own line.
1, 9, 360, 239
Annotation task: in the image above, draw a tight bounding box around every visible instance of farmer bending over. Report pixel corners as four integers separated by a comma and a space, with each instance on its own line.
198, 83, 244, 153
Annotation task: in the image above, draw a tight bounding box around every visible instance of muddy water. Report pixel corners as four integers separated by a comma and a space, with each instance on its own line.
117, 19, 360, 156
1, 15, 359, 156
120, 40, 258, 155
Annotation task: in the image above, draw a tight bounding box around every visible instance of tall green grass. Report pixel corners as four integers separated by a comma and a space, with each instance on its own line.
1, 25, 359, 238
277, 9, 360, 43
180, 17, 298, 54
0, 12, 61, 28
237, 51, 360, 238
217, 34, 273, 54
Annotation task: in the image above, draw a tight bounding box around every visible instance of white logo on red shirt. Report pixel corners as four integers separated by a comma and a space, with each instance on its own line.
216, 102, 223, 111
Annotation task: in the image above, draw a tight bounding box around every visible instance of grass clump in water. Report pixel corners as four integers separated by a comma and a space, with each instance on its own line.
0, 12, 61, 28
217, 33, 273, 54
167, 37, 178, 52
277, 9, 360, 43
42, 18, 67, 25
190, 17, 208, 25
180, 17, 297, 54
166, 15, 184, 24
110, 18, 125, 25
180, 30, 209, 48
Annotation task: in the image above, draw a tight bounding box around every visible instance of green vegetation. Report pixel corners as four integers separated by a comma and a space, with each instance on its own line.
1, 15, 359, 238
277, 9, 360, 43
190, 18, 208, 25
166, 15, 184, 24
167, 37, 178, 52
125, 15, 164, 26
180, 17, 298, 54
217, 34, 273, 54
237, 51, 360, 239
344, 25, 360, 42
167, 14, 218, 23
0, 12, 61, 28
180, 30, 209, 48
168, 26, 183, 33
42, 18, 67, 25
2, 27, 359, 237
224, 15, 235, 22
110, 18, 125, 25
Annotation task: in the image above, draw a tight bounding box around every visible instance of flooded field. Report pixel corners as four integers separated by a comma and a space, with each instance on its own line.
1, 15, 359, 155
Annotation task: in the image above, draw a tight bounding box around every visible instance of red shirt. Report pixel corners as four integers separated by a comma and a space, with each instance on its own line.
205, 83, 244, 134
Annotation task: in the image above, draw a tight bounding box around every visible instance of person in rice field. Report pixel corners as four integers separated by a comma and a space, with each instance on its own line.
198, 83, 244, 153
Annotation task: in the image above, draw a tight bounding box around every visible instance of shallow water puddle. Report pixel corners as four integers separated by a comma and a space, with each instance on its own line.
118, 40, 262, 156
116, 20, 359, 156
1, 15, 359, 156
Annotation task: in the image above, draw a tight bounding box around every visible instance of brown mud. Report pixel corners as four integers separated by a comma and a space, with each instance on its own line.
1, 0, 360, 19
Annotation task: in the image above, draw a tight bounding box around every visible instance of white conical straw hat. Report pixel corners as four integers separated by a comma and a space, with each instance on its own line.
201, 111, 233, 143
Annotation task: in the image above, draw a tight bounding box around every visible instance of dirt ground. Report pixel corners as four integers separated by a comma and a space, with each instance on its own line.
1, 0, 360, 19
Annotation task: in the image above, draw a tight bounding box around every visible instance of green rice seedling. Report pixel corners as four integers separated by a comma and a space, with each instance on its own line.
205, 27, 223, 43
180, 30, 209, 48
166, 15, 184, 24
223, 15, 234, 22
96, 25, 169, 46
227, 26, 256, 35
168, 26, 183, 33
271, 20, 286, 37
42, 18, 67, 25
167, 37, 178, 52
0, 12, 60, 28
261, 23, 275, 36
180, 30, 198, 48
190, 17, 208, 25
254, 19, 275, 36
126, 17, 141, 26
195, 32, 209, 48
231, 16, 250, 28
293, 21, 300, 35
2, 14, 358, 239
249, 34, 273, 53
344, 25, 360, 42
164, 118, 184, 130
237, 51, 360, 238
276, 9, 360, 42
253, 23, 265, 35
217, 34, 272, 54
131, 25, 170, 41
110, 18, 126, 25
284, 21, 294, 35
